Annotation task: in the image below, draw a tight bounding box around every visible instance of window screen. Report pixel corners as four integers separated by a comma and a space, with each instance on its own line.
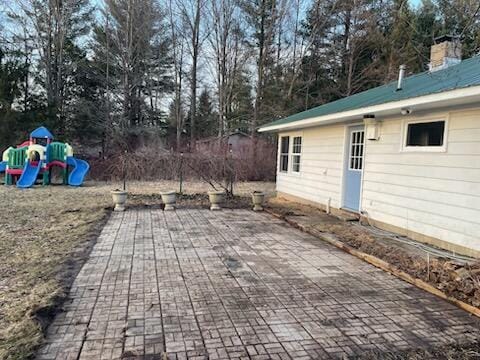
292, 137, 302, 172
280, 136, 289, 172
406, 121, 445, 147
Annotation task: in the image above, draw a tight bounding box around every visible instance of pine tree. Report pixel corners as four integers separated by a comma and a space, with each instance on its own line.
196, 89, 216, 138
226, 71, 253, 133
92, 0, 172, 146
9, 0, 94, 136
436, 0, 480, 58
384, 0, 418, 79
240, 0, 280, 130
0, 47, 23, 147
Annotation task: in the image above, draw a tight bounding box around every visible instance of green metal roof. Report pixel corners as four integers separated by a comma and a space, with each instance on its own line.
260, 56, 480, 130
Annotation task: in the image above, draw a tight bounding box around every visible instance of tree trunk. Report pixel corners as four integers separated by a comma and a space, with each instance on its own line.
189, 0, 202, 148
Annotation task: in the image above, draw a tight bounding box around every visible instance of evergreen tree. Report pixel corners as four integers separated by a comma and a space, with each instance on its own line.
92, 0, 172, 147
436, 0, 480, 58
295, 0, 390, 111
1, 0, 479, 151
226, 71, 254, 133
9, 0, 94, 136
410, 0, 440, 70
0, 47, 24, 147
384, 0, 420, 79
196, 89, 216, 138
240, 0, 280, 130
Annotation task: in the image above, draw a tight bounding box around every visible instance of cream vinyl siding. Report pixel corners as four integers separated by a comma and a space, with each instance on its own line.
276, 126, 345, 209
275, 107, 480, 252
362, 108, 480, 251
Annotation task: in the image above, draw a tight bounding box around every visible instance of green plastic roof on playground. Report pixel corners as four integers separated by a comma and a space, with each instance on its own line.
259, 55, 480, 130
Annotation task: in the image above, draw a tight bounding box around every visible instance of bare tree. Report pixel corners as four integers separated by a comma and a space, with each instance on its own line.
168, 0, 186, 149
207, 0, 246, 138
177, 0, 207, 147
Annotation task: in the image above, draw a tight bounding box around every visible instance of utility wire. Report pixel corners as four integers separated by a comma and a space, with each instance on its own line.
357, 212, 476, 265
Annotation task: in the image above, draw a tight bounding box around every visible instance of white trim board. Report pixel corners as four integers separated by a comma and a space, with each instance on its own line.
400, 114, 450, 153
258, 86, 480, 133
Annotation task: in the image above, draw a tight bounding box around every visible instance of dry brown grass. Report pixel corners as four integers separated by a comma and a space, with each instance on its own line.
357, 342, 480, 359
0, 180, 274, 360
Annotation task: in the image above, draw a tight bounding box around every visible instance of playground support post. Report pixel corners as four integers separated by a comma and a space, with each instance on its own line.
62, 167, 68, 185
43, 170, 49, 185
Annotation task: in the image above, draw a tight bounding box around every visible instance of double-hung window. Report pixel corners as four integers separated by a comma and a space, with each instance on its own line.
292, 136, 302, 172
280, 136, 289, 172
279, 135, 302, 173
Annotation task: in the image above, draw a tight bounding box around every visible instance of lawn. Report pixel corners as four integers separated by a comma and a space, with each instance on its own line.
0, 180, 274, 360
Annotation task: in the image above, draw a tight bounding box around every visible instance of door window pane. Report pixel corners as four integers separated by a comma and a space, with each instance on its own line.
349, 130, 365, 171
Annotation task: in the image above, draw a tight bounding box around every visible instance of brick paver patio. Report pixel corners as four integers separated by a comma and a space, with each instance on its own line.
37, 209, 480, 359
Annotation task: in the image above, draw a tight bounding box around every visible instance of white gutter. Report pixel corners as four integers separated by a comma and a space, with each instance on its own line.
258, 85, 480, 132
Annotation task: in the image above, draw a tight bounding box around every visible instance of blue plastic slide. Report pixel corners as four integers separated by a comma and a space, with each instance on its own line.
17, 160, 43, 188
67, 156, 89, 186
0, 161, 6, 173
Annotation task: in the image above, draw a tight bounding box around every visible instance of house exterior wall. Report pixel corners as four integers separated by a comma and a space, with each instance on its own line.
276, 107, 480, 255
362, 108, 480, 254
276, 125, 346, 210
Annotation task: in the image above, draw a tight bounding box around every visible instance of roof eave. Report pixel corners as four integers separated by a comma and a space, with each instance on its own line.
258, 85, 480, 133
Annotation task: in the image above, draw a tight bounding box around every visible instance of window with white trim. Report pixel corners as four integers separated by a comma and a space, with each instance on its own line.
406, 120, 445, 147
291, 136, 302, 172
279, 136, 289, 172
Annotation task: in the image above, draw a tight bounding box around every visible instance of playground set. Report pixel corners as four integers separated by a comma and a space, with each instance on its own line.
0, 127, 89, 188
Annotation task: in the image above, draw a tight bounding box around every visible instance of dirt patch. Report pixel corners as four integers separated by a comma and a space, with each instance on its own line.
355, 342, 480, 359
266, 197, 480, 310
0, 180, 274, 360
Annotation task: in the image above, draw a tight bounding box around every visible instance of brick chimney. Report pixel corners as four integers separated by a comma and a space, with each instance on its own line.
429, 35, 462, 72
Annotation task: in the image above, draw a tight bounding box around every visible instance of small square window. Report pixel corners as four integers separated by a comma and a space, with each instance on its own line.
406, 121, 445, 147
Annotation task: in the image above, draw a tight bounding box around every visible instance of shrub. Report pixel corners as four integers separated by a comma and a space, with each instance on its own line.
88, 141, 277, 182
